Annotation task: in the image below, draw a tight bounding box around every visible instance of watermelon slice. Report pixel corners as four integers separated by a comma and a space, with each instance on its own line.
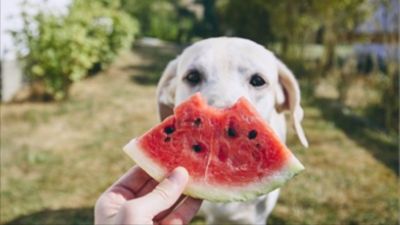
123, 93, 304, 202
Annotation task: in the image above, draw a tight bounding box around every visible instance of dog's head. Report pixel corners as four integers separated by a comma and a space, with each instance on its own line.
156, 37, 308, 147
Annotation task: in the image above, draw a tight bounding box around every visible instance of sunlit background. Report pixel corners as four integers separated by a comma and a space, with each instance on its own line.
1, 0, 398, 224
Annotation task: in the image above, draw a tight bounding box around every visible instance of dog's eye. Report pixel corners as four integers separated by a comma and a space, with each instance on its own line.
249, 74, 266, 87
185, 70, 202, 85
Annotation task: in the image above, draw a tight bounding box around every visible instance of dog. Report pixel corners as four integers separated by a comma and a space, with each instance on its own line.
156, 37, 308, 225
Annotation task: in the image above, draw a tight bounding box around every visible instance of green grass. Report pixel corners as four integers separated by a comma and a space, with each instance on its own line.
1, 45, 398, 225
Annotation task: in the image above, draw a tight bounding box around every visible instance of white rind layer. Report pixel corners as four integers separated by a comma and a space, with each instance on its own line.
123, 138, 304, 202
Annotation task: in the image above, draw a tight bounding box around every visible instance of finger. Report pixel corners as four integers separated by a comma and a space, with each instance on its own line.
135, 178, 158, 197
128, 167, 189, 217
162, 218, 183, 225
154, 195, 186, 221
95, 167, 152, 224
161, 197, 203, 225
109, 166, 152, 195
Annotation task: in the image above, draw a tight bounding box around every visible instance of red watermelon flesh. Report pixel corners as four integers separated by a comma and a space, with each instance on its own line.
123, 93, 304, 202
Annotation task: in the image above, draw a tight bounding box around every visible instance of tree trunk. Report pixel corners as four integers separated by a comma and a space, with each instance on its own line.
323, 15, 336, 72
281, 36, 289, 58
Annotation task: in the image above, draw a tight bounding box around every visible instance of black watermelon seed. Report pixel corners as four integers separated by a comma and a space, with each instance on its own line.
164, 125, 175, 134
192, 144, 202, 153
248, 130, 258, 139
227, 127, 237, 137
194, 118, 202, 126
164, 137, 171, 142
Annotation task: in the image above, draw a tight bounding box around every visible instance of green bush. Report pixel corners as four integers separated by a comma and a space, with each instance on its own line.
121, 0, 195, 43
13, 0, 138, 100
147, 2, 179, 42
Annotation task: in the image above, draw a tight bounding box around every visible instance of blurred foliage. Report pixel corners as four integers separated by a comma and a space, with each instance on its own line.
366, 62, 399, 134
121, 0, 196, 43
381, 66, 399, 134
217, 0, 372, 60
12, 0, 138, 100
216, 0, 274, 44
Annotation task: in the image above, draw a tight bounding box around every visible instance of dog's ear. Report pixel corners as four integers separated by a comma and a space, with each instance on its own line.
156, 58, 179, 121
275, 57, 309, 147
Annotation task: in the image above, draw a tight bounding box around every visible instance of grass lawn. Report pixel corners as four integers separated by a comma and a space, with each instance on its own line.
1, 45, 398, 225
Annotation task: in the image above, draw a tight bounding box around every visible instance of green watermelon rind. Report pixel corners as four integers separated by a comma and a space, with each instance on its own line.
123, 138, 304, 202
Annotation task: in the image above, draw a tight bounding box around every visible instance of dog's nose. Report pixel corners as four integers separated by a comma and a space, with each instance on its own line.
206, 97, 236, 109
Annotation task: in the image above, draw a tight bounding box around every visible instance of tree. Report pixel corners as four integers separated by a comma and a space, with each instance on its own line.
121, 0, 197, 43
309, 0, 372, 70
216, 0, 274, 45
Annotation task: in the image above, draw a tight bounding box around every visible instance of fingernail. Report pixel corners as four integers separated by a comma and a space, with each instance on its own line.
168, 167, 188, 184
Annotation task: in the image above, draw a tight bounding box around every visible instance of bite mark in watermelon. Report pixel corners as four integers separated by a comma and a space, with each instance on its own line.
123, 93, 304, 202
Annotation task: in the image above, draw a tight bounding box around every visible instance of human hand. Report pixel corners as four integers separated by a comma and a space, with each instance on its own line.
95, 166, 202, 225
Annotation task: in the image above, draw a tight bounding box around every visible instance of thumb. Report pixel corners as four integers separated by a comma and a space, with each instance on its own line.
134, 167, 189, 217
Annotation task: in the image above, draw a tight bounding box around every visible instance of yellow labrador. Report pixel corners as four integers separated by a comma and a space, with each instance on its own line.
156, 37, 308, 225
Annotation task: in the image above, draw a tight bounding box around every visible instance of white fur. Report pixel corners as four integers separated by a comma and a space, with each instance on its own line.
156, 37, 307, 225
